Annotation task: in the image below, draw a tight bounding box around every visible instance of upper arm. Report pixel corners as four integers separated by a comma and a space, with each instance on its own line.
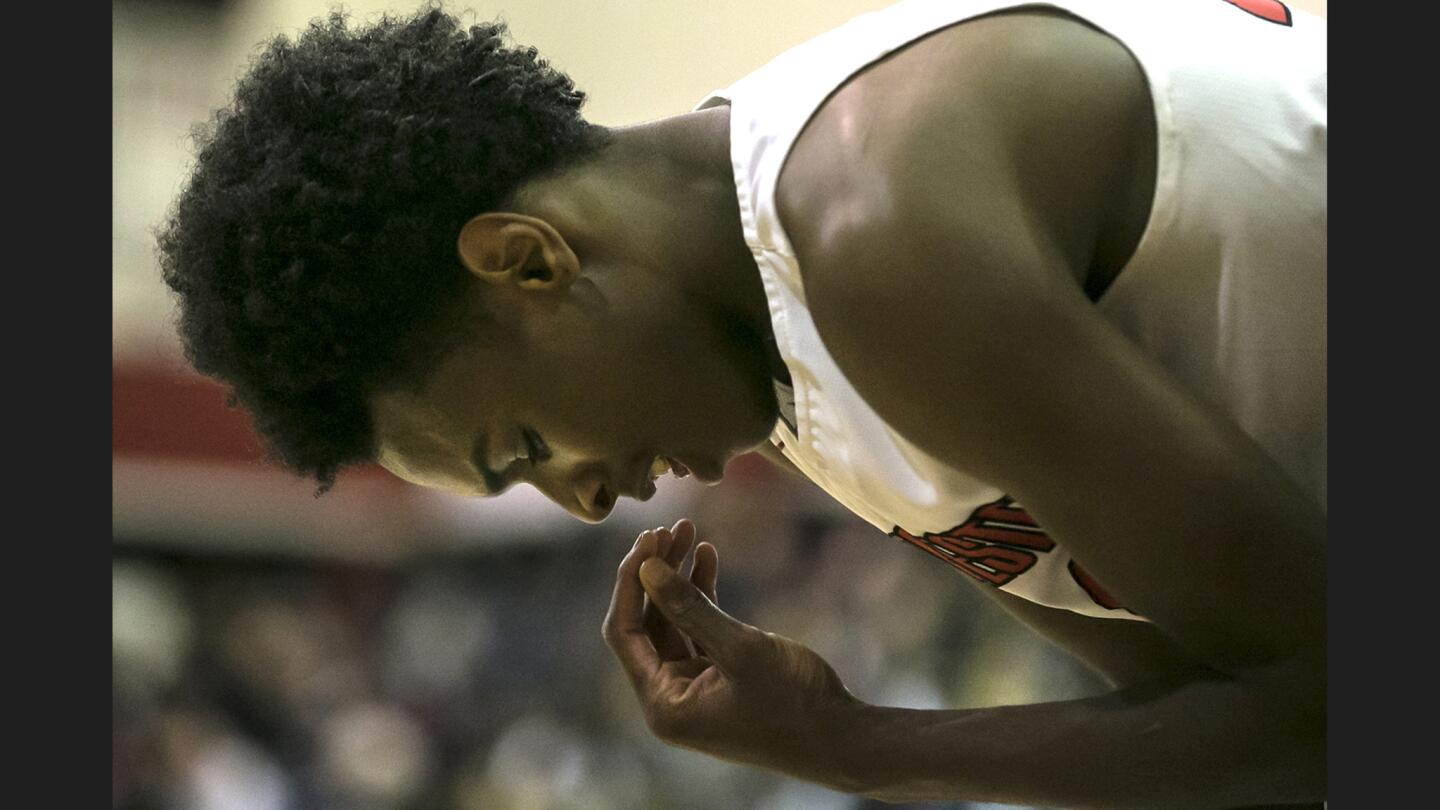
781, 15, 1326, 677
803, 181, 1327, 676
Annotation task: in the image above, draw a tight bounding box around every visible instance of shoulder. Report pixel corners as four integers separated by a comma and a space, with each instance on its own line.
776, 8, 1153, 335
767, 11, 1164, 470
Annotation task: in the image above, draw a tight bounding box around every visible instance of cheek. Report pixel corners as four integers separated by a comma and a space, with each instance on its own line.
642, 328, 773, 441
523, 289, 771, 452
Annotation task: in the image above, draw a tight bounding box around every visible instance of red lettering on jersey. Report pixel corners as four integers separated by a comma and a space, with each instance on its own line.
1067, 560, 1132, 612
971, 501, 1040, 527
1221, 0, 1293, 26
949, 523, 1055, 552
895, 527, 1038, 585
891, 496, 1055, 587
894, 498, 1137, 614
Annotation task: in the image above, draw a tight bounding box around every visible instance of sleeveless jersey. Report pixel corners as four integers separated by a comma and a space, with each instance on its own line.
693, 0, 1326, 620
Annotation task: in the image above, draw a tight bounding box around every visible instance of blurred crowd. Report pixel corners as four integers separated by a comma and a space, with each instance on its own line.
113, 463, 1104, 810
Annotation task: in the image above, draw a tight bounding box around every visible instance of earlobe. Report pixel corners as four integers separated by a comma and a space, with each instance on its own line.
457, 213, 579, 291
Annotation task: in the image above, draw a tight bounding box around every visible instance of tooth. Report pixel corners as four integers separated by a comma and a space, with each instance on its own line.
649, 456, 669, 478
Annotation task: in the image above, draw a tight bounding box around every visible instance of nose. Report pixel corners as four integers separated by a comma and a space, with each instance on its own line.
531, 471, 614, 524
576, 478, 616, 523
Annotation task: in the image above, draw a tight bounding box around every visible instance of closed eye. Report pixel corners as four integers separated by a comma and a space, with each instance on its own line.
472, 433, 510, 496
479, 469, 508, 495
474, 430, 549, 496
522, 428, 551, 464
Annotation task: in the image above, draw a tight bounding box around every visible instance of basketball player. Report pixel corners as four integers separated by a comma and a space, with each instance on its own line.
158, 0, 1326, 805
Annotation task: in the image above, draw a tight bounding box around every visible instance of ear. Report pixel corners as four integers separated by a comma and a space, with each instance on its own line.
457, 213, 581, 291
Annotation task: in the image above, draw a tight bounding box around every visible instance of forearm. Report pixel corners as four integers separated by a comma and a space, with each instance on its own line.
832, 664, 1324, 809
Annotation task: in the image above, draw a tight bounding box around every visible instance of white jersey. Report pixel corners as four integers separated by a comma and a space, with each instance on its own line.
693, 0, 1326, 620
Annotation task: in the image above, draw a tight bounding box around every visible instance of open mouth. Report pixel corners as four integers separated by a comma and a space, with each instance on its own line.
632, 456, 697, 502
648, 456, 691, 481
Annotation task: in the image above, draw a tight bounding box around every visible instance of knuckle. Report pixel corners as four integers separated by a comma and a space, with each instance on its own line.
671, 588, 705, 620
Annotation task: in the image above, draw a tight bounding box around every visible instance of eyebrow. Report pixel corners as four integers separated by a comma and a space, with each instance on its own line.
471, 433, 507, 495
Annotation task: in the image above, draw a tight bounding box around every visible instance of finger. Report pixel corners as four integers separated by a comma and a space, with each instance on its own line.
666, 526, 706, 658
691, 541, 719, 604
643, 520, 700, 660
643, 525, 692, 661
640, 557, 761, 678
646, 600, 692, 660
603, 531, 664, 694
687, 541, 719, 658
666, 519, 697, 569
643, 525, 673, 607
654, 525, 675, 559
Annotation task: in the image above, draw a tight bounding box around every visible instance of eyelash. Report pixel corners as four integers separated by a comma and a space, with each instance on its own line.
482, 429, 549, 493
480, 468, 507, 493
521, 428, 550, 464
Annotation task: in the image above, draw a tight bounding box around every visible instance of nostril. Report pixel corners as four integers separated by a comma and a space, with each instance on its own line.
593, 484, 612, 511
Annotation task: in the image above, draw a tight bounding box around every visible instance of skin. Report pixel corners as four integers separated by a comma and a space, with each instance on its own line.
373, 9, 1324, 807
369, 110, 789, 521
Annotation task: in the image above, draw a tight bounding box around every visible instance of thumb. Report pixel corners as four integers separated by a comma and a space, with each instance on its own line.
639, 557, 759, 675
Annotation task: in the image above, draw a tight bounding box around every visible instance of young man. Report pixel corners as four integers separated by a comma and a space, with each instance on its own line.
159, 0, 1326, 805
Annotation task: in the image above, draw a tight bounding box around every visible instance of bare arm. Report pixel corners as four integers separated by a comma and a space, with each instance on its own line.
780, 13, 1324, 805
842, 670, 1316, 808
607, 13, 1323, 808
613, 516, 1322, 808
797, 157, 1325, 807
952, 590, 1323, 809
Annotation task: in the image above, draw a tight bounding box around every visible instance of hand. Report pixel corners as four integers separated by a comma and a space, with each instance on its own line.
602, 519, 864, 791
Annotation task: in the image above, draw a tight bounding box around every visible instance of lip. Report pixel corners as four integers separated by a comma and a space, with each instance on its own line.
620, 470, 658, 503
636, 477, 657, 501
626, 455, 700, 502
627, 462, 658, 502
684, 455, 726, 486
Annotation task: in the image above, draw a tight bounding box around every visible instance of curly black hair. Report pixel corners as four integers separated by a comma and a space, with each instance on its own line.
157, 6, 609, 492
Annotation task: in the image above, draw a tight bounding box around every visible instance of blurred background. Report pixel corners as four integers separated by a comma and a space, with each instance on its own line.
113, 0, 1327, 808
